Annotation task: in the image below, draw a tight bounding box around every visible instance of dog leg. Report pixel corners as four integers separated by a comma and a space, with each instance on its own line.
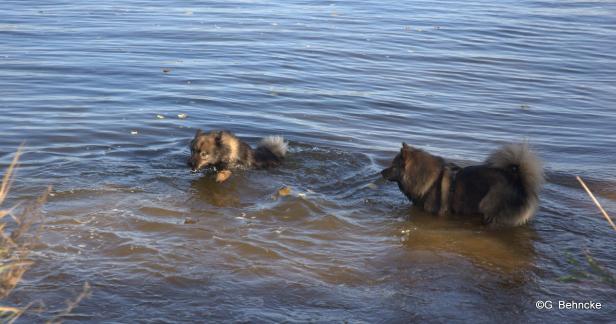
216, 170, 232, 183
438, 168, 451, 216
478, 183, 515, 227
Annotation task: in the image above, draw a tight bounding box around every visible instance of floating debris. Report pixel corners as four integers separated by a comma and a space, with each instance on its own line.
366, 183, 378, 190
184, 218, 197, 224
163, 68, 171, 73
520, 104, 530, 110
156, 114, 165, 119
130, 130, 138, 135
177, 113, 188, 119
278, 186, 291, 197
272, 186, 292, 200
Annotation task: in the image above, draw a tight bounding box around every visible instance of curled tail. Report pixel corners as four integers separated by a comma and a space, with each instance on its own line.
253, 135, 288, 168
259, 135, 288, 159
486, 142, 544, 196
483, 142, 544, 226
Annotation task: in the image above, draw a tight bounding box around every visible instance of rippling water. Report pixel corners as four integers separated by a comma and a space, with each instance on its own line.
2, 0, 616, 322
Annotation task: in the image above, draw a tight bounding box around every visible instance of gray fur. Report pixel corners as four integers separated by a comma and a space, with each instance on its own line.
258, 135, 288, 159
482, 142, 544, 226
485, 142, 544, 201
382, 142, 544, 228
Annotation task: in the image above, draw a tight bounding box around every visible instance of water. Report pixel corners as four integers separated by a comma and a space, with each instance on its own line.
2, 0, 616, 322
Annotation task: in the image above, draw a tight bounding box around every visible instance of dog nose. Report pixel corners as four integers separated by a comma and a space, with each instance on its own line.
381, 167, 391, 179
188, 159, 198, 172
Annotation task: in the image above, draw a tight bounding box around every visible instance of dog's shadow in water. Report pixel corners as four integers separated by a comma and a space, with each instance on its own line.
398, 206, 537, 277
187, 169, 281, 209
188, 173, 244, 208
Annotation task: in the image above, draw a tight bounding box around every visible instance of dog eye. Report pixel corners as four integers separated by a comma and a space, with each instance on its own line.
200, 151, 208, 158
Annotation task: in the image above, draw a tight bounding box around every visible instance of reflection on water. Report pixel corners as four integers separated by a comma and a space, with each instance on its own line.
398, 206, 536, 274
190, 175, 248, 208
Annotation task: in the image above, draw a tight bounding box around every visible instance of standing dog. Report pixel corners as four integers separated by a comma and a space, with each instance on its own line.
381, 142, 543, 227
188, 130, 288, 182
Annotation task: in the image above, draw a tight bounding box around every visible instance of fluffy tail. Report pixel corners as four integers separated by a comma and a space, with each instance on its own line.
484, 142, 544, 226
258, 135, 288, 160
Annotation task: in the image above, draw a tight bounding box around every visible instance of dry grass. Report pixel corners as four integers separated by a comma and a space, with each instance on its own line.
0, 148, 90, 323
46, 282, 91, 324
576, 176, 616, 232
556, 176, 616, 286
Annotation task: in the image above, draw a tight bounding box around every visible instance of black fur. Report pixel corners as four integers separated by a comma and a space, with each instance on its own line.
382, 142, 543, 227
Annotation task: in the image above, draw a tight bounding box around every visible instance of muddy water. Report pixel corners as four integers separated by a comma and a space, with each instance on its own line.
2, 0, 616, 322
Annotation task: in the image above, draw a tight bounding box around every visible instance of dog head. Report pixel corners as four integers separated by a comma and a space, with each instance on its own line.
381, 142, 412, 181
382, 142, 446, 199
188, 129, 226, 171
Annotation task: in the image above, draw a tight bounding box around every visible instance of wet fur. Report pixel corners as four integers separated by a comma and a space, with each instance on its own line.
382, 142, 544, 227
188, 130, 287, 182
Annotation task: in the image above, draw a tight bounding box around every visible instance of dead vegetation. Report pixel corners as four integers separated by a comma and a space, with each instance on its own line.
576, 176, 616, 232
556, 176, 616, 286
0, 148, 90, 323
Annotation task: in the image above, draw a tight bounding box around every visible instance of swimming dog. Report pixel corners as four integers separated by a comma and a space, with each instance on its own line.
188, 130, 288, 182
381, 142, 543, 227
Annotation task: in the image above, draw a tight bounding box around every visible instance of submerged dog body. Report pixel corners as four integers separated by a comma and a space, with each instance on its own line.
188, 130, 287, 182
381, 142, 544, 227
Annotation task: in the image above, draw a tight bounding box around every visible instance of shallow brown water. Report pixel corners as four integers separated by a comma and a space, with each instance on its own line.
2, 0, 616, 322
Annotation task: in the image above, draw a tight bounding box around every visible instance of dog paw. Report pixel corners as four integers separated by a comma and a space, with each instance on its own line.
216, 170, 232, 183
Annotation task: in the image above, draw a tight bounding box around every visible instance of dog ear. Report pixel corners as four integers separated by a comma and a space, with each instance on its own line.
215, 131, 223, 147
401, 142, 411, 160
194, 129, 203, 138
